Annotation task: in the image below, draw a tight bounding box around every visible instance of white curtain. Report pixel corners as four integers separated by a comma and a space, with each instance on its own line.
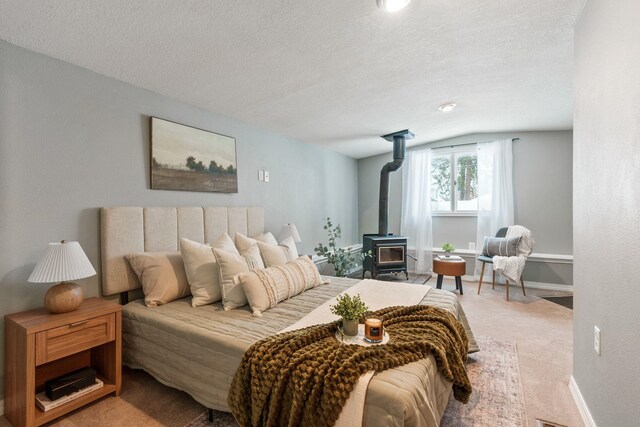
475, 139, 515, 275
401, 147, 433, 274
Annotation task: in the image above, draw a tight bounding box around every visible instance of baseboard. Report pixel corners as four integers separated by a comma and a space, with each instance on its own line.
460, 275, 573, 293
312, 244, 362, 264
569, 375, 597, 427
519, 281, 573, 292
313, 244, 364, 276
431, 247, 573, 265
321, 245, 572, 291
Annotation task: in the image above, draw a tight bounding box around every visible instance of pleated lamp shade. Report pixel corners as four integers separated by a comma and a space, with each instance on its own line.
277, 224, 302, 243
28, 241, 96, 283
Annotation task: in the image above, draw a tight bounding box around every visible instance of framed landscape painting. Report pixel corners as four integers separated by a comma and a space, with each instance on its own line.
151, 117, 238, 193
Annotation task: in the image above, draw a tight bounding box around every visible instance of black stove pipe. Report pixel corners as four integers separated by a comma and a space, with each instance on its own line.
378, 130, 413, 236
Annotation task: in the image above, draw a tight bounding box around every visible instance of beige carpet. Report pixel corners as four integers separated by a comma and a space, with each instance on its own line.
186, 335, 527, 427
455, 278, 581, 427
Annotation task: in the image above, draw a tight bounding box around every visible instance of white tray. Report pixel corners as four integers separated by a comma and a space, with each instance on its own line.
335, 324, 390, 346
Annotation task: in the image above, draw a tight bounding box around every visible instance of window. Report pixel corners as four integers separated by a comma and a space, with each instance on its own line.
431, 147, 478, 214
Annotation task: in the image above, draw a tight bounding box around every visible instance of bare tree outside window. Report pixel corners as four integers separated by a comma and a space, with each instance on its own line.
456, 155, 478, 210
431, 155, 451, 211
431, 149, 478, 213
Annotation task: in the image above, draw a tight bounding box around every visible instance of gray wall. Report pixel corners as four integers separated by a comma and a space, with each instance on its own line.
0, 41, 358, 399
573, 1, 640, 425
358, 131, 573, 284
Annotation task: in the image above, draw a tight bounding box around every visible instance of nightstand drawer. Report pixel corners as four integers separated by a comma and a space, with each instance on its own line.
35, 313, 115, 365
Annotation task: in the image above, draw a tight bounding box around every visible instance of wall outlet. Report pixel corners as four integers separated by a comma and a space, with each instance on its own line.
264, 171, 270, 182
469, 242, 476, 250
594, 326, 601, 355
258, 170, 264, 181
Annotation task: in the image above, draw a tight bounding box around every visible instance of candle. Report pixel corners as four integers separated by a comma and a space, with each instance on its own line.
365, 318, 384, 342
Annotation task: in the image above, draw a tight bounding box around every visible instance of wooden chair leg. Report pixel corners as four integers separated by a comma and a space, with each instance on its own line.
520, 276, 526, 296
492, 269, 495, 289
506, 280, 510, 301
477, 262, 486, 294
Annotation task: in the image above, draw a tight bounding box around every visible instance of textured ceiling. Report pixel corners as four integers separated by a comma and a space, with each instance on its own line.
0, 0, 585, 158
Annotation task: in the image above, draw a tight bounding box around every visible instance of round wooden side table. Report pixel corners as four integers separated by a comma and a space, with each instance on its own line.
433, 257, 466, 295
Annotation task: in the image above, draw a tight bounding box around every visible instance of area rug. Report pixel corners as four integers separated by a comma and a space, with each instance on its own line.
185, 410, 236, 427
185, 335, 526, 427
441, 335, 528, 427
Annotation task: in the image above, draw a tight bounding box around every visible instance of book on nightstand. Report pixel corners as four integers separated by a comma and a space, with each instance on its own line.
437, 255, 463, 260
36, 378, 104, 412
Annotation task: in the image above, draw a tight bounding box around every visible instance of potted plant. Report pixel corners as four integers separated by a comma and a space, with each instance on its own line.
330, 293, 368, 336
315, 217, 371, 277
442, 242, 455, 257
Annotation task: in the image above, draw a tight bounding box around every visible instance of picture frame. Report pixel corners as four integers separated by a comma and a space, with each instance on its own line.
150, 117, 238, 193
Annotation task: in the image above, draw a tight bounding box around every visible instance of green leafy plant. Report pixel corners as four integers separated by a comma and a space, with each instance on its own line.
330, 293, 369, 321
314, 217, 371, 277
442, 242, 455, 254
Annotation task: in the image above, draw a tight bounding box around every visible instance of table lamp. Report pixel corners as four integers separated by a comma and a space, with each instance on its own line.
28, 240, 97, 314
278, 224, 301, 243
278, 223, 302, 254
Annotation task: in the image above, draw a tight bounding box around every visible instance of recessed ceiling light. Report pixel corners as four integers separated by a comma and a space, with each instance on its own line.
438, 103, 457, 112
377, 0, 412, 13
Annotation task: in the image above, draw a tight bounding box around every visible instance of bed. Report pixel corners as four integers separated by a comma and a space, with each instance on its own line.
101, 206, 477, 427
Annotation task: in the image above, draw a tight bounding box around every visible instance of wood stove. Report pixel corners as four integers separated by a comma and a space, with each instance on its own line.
363, 234, 408, 279
362, 130, 413, 279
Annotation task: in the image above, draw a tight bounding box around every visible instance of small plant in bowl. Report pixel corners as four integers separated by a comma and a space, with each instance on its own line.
330, 293, 368, 336
442, 242, 455, 257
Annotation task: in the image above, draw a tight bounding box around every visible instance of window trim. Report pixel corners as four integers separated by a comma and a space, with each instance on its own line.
431, 211, 478, 217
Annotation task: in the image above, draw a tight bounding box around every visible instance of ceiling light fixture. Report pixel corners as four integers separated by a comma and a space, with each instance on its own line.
438, 103, 457, 112
377, 0, 412, 13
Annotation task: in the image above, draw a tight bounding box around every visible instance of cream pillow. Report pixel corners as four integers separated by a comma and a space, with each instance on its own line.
180, 233, 237, 307
257, 237, 299, 267
236, 256, 323, 316
213, 245, 265, 310
234, 232, 278, 253
126, 252, 190, 307
279, 237, 299, 259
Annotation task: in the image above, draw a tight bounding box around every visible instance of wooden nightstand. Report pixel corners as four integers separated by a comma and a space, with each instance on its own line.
4, 298, 122, 427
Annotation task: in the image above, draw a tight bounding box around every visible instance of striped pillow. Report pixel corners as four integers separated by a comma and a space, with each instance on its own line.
482, 236, 521, 257
235, 256, 323, 316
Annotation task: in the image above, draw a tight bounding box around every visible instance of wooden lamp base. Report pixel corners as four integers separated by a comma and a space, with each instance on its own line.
44, 281, 84, 314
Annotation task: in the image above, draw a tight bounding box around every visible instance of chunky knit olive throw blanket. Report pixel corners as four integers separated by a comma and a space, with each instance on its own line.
227, 305, 471, 427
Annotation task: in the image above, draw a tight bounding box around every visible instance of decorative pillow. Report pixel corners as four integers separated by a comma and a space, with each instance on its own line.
257, 237, 299, 267
235, 232, 279, 253
180, 233, 237, 307
236, 256, 323, 316
213, 245, 265, 310
279, 237, 299, 259
482, 236, 521, 257
126, 252, 190, 307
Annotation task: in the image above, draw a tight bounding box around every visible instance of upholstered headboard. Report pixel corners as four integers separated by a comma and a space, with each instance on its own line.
100, 206, 264, 297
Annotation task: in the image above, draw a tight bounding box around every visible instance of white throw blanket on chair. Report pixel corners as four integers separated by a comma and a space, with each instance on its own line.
492, 225, 534, 283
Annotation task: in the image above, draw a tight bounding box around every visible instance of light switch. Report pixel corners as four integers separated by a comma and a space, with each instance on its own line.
264, 171, 270, 182
258, 170, 264, 181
